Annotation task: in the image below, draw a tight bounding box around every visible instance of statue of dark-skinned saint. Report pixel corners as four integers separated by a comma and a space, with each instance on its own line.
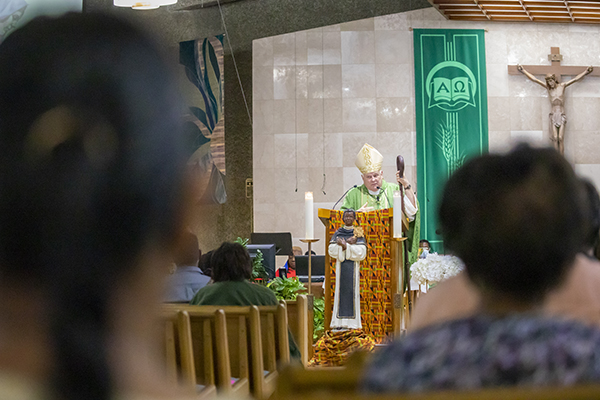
517, 64, 593, 155
328, 208, 367, 330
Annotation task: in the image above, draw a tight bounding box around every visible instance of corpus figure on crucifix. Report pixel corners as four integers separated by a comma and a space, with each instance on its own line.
517, 64, 593, 155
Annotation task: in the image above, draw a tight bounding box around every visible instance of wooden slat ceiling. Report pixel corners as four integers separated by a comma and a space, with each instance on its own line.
428, 0, 600, 24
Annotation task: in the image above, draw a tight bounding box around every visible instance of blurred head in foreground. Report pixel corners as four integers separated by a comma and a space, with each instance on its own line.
439, 144, 589, 309
0, 12, 189, 400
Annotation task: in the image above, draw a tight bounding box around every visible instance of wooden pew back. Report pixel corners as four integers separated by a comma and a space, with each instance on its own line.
283, 294, 313, 365
160, 307, 217, 399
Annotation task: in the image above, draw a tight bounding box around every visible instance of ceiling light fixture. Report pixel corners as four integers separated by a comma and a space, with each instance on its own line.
114, 0, 177, 10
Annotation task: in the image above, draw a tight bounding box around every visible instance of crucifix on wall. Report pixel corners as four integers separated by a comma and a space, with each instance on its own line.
508, 47, 598, 155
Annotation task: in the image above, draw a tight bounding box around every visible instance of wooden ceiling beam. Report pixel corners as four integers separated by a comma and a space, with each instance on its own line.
430, 0, 600, 24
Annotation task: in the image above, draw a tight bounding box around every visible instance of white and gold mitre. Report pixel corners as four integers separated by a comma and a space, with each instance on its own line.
355, 143, 383, 174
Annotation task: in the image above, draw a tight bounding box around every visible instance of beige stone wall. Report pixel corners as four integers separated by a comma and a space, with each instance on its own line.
253, 7, 600, 255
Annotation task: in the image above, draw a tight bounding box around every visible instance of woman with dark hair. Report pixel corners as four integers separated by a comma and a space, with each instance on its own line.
191, 242, 278, 306
0, 12, 194, 400
363, 145, 600, 392
190, 242, 301, 359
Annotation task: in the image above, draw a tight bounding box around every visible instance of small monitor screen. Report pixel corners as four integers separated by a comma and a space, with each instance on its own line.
247, 244, 276, 280
295, 255, 325, 277
251, 232, 293, 256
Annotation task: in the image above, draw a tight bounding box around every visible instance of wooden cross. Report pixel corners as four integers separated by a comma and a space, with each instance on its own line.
508, 47, 600, 79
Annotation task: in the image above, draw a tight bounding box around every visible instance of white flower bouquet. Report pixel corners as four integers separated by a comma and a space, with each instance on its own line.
410, 254, 465, 285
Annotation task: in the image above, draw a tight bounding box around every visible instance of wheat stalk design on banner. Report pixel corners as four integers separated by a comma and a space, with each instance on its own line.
436, 112, 466, 178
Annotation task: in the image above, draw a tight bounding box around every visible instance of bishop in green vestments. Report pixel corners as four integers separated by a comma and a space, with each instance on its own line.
341, 143, 420, 267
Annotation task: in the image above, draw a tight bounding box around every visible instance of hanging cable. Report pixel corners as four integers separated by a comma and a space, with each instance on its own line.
320, 30, 326, 195
216, 0, 252, 126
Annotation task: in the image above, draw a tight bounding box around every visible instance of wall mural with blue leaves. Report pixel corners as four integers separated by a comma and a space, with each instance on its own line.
180, 35, 227, 205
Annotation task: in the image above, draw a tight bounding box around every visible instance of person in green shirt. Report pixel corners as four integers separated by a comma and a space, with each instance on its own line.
190, 242, 301, 360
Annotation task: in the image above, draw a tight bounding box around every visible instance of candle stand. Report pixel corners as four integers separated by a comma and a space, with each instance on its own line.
299, 238, 320, 295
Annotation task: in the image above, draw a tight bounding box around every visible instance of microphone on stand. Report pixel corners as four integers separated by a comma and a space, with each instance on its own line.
333, 185, 357, 209
377, 186, 392, 208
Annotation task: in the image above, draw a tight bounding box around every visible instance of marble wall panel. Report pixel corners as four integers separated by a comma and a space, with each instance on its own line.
323, 24, 341, 32
253, 135, 274, 169
307, 65, 324, 98
343, 166, 363, 193
376, 64, 413, 98
274, 168, 309, 204
273, 33, 296, 65
253, 7, 600, 246
342, 64, 377, 98
273, 66, 296, 99
323, 98, 343, 133
253, 167, 275, 203
569, 98, 600, 131
507, 74, 547, 98
378, 131, 415, 167
295, 32, 308, 66
308, 99, 325, 132
488, 131, 511, 153
570, 74, 600, 98
295, 99, 308, 133
323, 32, 342, 64
323, 65, 342, 98
487, 97, 511, 131
308, 167, 343, 203
253, 37, 273, 67
562, 127, 577, 164
573, 131, 600, 164
510, 97, 543, 131
486, 64, 510, 97
341, 31, 375, 64
375, 31, 412, 64
341, 132, 378, 167
506, 31, 565, 66
295, 66, 308, 99
537, 23, 569, 34
296, 133, 310, 169
253, 202, 276, 232
342, 98, 377, 132
568, 33, 600, 66
376, 97, 414, 132
306, 133, 325, 167
272, 100, 296, 133
273, 134, 298, 169
307, 29, 324, 65
274, 202, 304, 233
485, 30, 507, 65
341, 18, 375, 32
253, 66, 274, 100
253, 100, 274, 135
323, 132, 343, 167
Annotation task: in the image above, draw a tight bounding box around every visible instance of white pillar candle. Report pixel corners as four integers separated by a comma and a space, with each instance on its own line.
305, 192, 314, 239
393, 190, 403, 238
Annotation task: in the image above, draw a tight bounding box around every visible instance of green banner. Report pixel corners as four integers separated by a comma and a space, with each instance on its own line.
414, 29, 488, 254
